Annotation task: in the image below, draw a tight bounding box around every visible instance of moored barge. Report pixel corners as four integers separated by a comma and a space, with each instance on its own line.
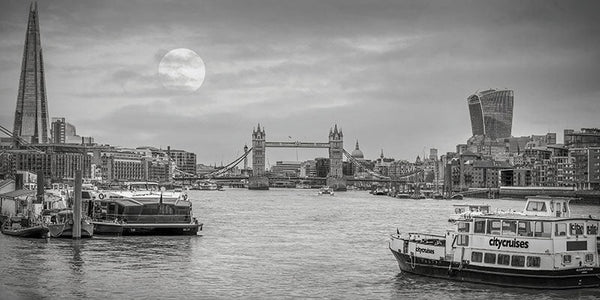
389, 196, 600, 289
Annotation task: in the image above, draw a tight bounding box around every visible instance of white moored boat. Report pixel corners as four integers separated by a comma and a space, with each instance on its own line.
389, 196, 600, 289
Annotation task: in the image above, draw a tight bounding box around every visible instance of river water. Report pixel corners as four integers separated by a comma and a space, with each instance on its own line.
1, 189, 599, 299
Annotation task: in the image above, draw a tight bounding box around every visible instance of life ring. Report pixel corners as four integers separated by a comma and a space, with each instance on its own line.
98, 193, 105, 200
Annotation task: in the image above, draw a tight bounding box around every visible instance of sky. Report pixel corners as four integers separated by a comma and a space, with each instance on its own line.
1, 0, 599, 167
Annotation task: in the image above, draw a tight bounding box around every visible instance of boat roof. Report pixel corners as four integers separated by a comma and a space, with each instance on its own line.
472, 213, 600, 222
96, 198, 143, 206
452, 203, 490, 207
0, 189, 36, 199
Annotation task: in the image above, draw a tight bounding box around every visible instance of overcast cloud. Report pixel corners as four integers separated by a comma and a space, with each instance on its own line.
1, 0, 599, 165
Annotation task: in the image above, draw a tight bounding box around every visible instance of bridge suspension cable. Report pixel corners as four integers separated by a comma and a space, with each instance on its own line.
0, 124, 44, 153
204, 147, 253, 178
342, 149, 390, 180
342, 149, 425, 181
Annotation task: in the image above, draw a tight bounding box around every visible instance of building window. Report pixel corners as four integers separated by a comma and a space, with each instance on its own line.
471, 251, 483, 263
527, 256, 541, 267
484, 253, 496, 264
498, 254, 510, 265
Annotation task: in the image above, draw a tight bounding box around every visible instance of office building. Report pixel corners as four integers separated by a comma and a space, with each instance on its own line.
13, 4, 50, 144
467, 89, 514, 140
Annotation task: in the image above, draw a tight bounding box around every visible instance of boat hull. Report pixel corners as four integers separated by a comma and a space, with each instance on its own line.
390, 248, 600, 289
93, 221, 202, 236
48, 222, 94, 238
1, 225, 49, 238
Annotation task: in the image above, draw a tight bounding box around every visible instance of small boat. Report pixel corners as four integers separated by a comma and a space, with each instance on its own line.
389, 196, 600, 289
318, 186, 334, 196
1, 217, 48, 238
191, 180, 219, 191
372, 187, 388, 195
450, 194, 464, 200
45, 209, 94, 238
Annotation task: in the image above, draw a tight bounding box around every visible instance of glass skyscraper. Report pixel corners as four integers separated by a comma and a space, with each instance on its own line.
467, 89, 514, 140
13, 3, 49, 144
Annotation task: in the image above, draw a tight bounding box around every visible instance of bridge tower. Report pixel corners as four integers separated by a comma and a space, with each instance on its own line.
252, 124, 266, 176
327, 124, 346, 190
249, 124, 269, 189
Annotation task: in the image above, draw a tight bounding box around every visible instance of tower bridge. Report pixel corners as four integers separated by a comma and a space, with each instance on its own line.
250, 123, 345, 190
177, 123, 422, 190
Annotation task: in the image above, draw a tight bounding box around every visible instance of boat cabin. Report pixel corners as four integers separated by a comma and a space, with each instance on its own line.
93, 198, 193, 224
447, 198, 599, 271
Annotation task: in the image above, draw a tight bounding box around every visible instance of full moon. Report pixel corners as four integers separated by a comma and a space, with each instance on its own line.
158, 48, 206, 92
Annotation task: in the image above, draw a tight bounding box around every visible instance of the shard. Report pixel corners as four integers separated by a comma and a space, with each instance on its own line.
13, 2, 49, 145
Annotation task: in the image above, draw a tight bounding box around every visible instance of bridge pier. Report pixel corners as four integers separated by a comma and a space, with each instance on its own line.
326, 177, 347, 191
248, 176, 269, 190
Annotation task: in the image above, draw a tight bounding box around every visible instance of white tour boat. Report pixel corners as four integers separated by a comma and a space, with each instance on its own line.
389, 196, 600, 289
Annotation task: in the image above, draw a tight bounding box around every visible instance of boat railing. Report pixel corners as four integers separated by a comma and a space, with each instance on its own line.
97, 213, 193, 224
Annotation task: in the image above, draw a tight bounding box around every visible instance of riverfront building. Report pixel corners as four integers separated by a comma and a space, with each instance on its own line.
564, 128, 600, 148
467, 89, 514, 140
50, 117, 94, 145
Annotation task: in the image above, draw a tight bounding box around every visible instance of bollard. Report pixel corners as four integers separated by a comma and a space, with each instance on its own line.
73, 170, 82, 239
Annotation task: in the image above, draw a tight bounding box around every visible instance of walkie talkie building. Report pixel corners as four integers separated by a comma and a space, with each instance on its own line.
467, 89, 514, 140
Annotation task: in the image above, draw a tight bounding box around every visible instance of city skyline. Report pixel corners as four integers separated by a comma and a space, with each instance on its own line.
1, 1, 599, 165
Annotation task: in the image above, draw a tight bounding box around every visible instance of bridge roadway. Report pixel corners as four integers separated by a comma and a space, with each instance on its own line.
174, 176, 416, 184
264, 141, 330, 148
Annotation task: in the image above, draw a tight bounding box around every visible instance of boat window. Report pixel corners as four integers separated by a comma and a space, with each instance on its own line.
497, 254, 510, 265
487, 220, 501, 235
455, 208, 465, 214
534, 221, 551, 237
480, 206, 489, 213
484, 253, 496, 264
526, 256, 541, 267
526, 201, 546, 212
569, 223, 584, 236
141, 204, 159, 215
471, 251, 483, 263
587, 222, 599, 235
458, 222, 470, 233
502, 220, 517, 235
159, 205, 174, 215
517, 221, 533, 236
585, 254, 594, 263
474, 220, 486, 233
555, 223, 567, 236
563, 254, 571, 264
457, 235, 469, 246
511, 255, 525, 267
